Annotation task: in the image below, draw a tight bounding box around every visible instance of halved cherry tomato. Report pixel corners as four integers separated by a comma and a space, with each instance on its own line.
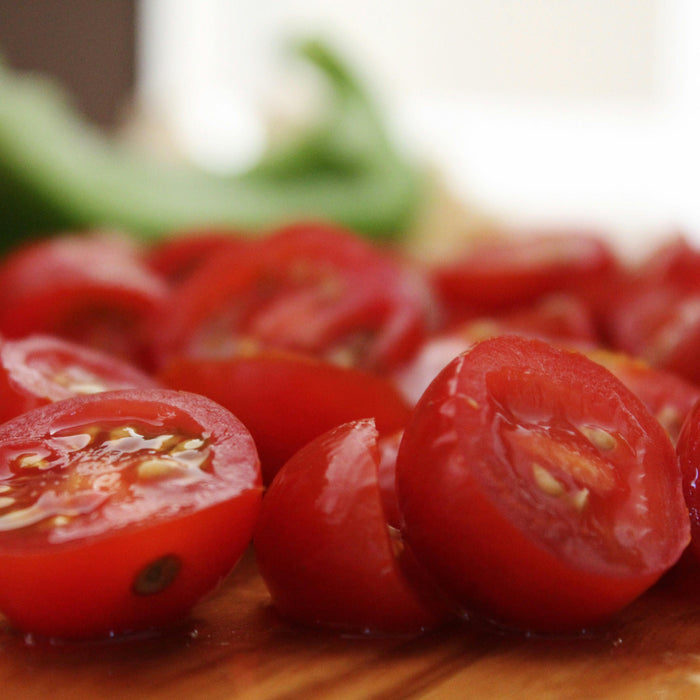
0, 334, 161, 425
396, 335, 690, 633
676, 402, 700, 563
254, 418, 446, 634
431, 230, 620, 323
146, 228, 251, 284
158, 348, 410, 484
602, 235, 700, 383
0, 232, 168, 370
607, 285, 700, 385
153, 221, 438, 373
393, 294, 597, 406
0, 389, 262, 640
586, 348, 700, 445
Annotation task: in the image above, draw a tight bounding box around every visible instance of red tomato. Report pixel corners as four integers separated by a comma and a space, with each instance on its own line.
0, 389, 262, 640
158, 348, 410, 484
431, 230, 620, 323
146, 228, 251, 284
607, 285, 700, 385
586, 348, 700, 445
0, 334, 161, 425
393, 294, 598, 406
254, 418, 447, 634
153, 221, 438, 373
396, 335, 690, 633
603, 235, 700, 383
676, 402, 700, 563
0, 232, 168, 369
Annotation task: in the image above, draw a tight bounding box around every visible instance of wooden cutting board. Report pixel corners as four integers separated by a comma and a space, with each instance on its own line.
2, 548, 700, 699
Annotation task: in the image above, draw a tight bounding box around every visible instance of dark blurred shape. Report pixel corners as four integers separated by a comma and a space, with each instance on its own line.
0, 1, 136, 128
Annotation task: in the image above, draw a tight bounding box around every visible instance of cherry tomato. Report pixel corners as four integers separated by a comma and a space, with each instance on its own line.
676, 402, 700, 564
0, 389, 262, 640
254, 418, 446, 634
0, 232, 168, 370
603, 235, 700, 383
158, 348, 410, 484
586, 348, 700, 445
146, 228, 251, 284
393, 294, 597, 406
0, 334, 161, 425
153, 221, 438, 373
431, 230, 620, 323
396, 335, 690, 633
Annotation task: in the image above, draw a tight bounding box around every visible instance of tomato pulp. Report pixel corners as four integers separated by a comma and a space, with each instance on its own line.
396, 335, 690, 633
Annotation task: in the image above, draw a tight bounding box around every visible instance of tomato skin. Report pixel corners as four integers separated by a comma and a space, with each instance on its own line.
603, 235, 700, 384
254, 419, 446, 635
431, 230, 620, 323
0, 490, 261, 640
396, 336, 690, 633
675, 402, 700, 564
0, 232, 168, 370
0, 389, 262, 640
153, 221, 437, 373
0, 334, 161, 425
393, 294, 598, 407
146, 228, 251, 284
158, 349, 411, 484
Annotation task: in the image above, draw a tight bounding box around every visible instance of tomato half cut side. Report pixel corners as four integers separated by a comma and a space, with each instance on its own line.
254, 418, 447, 635
158, 348, 411, 484
0, 334, 161, 424
396, 335, 690, 634
0, 232, 168, 370
153, 221, 437, 373
0, 389, 262, 640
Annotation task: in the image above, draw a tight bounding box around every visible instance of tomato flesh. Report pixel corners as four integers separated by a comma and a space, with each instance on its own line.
0, 389, 262, 640
158, 348, 410, 484
0, 334, 160, 424
396, 335, 690, 633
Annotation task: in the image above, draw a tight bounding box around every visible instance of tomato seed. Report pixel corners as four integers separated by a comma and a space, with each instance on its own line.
137, 458, 184, 480
16, 454, 51, 470
580, 426, 617, 452
532, 463, 565, 496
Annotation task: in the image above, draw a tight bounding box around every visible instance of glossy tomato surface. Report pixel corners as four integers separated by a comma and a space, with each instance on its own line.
153, 221, 437, 372
431, 230, 620, 323
0, 389, 262, 640
158, 348, 411, 484
396, 335, 690, 633
586, 348, 700, 445
0, 334, 160, 424
0, 232, 168, 369
254, 418, 446, 635
675, 402, 700, 563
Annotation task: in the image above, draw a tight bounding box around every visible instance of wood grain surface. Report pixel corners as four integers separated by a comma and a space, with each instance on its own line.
3, 548, 700, 699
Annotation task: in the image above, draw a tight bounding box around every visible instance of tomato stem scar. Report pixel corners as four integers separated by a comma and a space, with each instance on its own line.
133, 554, 182, 596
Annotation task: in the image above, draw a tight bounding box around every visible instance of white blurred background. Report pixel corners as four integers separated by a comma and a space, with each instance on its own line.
136, 1, 699, 254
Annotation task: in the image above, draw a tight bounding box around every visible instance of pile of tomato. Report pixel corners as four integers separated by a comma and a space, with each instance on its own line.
0, 220, 700, 642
